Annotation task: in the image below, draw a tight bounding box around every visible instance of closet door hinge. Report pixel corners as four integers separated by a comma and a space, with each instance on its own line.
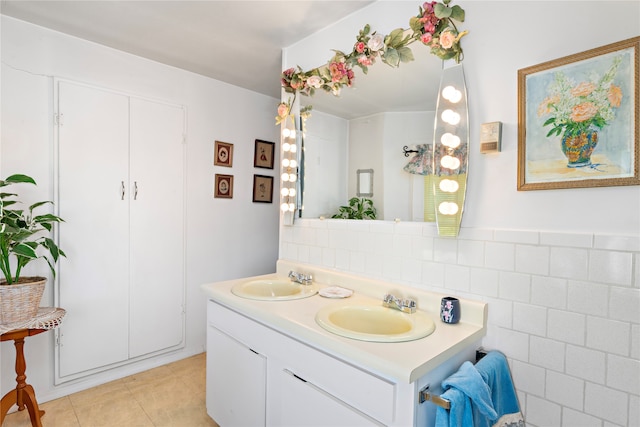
54, 113, 64, 126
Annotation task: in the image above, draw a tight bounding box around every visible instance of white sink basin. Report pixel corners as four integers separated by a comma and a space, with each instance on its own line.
315, 304, 435, 342
231, 279, 318, 301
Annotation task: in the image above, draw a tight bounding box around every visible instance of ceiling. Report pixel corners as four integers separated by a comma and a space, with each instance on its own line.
1, 0, 443, 119
0, 0, 375, 99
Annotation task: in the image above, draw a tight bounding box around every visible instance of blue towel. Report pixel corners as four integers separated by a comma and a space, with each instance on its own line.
435, 361, 497, 427
474, 351, 521, 427
434, 351, 521, 427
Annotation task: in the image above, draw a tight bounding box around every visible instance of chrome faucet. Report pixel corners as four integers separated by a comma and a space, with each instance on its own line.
383, 293, 417, 314
288, 270, 313, 285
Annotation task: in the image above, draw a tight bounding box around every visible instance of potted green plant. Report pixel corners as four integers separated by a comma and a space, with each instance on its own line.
331, 197, 377, 220
0, 174, 65, 324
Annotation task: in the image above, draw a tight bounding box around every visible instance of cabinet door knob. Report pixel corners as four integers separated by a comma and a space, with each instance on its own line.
134, 181, 138, 200
121, 181, 125, 200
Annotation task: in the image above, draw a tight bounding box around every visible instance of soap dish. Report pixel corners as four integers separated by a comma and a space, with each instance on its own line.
319, 286, 353, 299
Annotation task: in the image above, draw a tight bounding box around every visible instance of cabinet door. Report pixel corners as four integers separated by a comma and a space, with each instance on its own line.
57, 81, 130, 379
128, 98, 185, 358
269, 367, 381, 427
207, 325, 266, 427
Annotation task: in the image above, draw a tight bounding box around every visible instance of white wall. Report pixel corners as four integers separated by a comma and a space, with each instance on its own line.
281, 1, 639, 426
1, 16, 280, 401
299, 110, 348, 218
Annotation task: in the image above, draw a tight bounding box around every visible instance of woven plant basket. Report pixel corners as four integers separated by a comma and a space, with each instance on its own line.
0, 277, 46, 324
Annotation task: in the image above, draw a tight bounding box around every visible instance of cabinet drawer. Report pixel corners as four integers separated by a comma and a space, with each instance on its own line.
277, 339, 396, 424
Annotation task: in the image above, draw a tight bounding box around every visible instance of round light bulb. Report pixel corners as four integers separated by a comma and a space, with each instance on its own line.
440, 155, 461, 170
441, 133, 461, 148
289, 129, 296, 139
442, 85, 456, 100
289, 159, 298, 168
290, 144, 297, 153
442, 109, 461, 125
288, 203, 296, 212
282, 128, 291, 138
288, 188, 296, 197
281, 188, 289, 197
280, 203, 289, 212
281, 173, 290, 182
289, 174, 297, 182
438, 202, 459, 215
282, 158, 290, 167
439, 179, 460, 192
282, 142, 291, 152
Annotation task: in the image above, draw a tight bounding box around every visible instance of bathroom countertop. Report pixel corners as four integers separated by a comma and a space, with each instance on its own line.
201, 260, 487, 384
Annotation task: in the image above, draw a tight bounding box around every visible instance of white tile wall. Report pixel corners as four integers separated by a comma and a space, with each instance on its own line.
281, 220, 640, 426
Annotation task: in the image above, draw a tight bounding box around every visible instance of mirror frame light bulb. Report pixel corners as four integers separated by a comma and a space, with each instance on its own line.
440, 155, 461, 170
439, 179, 460, 193
438, 202, 459, 215
442, 109, 461, 125
441, 133, 461, 148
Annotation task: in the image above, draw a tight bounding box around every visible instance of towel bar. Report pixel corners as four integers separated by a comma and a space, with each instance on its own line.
418, 349, 488, 409
419, 385, 451, 409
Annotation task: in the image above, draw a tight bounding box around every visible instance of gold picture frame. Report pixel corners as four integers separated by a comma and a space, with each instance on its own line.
517, 37, 639, 190
214, 140, 233, 167
214, 174, 233, 198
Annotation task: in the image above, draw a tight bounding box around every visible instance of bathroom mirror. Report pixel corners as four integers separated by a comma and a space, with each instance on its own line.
280, 0, 469, 230
298, 51, 445, 221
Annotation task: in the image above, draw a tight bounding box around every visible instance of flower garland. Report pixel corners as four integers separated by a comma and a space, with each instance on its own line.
276, 0, 467, 124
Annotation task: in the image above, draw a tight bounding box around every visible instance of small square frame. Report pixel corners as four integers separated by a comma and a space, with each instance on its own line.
214, 174, 233, 198
252, 174, 274, 203
214, 140, 233, 167
254, 139, 275, 169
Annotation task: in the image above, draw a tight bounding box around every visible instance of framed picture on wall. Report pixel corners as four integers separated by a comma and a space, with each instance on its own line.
214, 174, 233, 198
252, 174, 273, 203
214, 140, 234, 167
254, 139, 275, 169
517, 36, 639, 190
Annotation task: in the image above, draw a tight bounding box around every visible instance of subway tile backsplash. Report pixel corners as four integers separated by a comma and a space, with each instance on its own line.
281, 219, 640, 426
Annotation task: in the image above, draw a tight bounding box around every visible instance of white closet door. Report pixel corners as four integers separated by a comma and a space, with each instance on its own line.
57, 81, 130, 378
128, 98, 185, 357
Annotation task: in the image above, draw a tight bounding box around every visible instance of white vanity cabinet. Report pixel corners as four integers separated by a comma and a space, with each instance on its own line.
207, 299, 478, 427
55, 80, 186, 382
207, 300, 390, 426
204, 262, 487, 427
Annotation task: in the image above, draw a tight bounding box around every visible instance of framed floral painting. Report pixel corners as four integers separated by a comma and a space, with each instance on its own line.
517, 37, 639, 190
